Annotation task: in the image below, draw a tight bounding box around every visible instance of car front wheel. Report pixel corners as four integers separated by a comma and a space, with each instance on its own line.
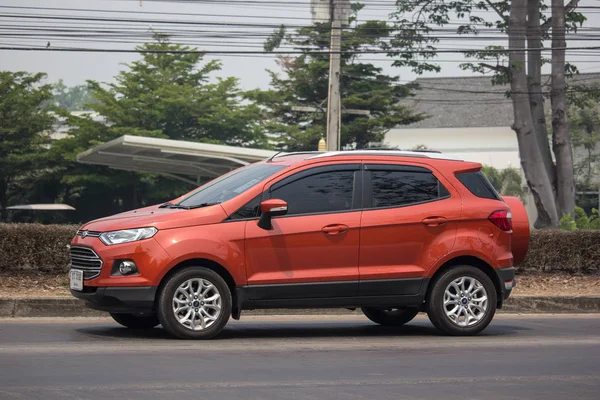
157, 267, 231, 339
426, 266, 497, 335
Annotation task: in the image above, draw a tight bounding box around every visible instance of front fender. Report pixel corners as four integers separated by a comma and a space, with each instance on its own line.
153, 222, 246, 286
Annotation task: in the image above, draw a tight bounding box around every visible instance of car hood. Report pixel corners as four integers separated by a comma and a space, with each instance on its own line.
80, 203, 228, 232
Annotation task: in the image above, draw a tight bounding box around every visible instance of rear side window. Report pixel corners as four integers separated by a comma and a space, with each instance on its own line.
456, 171, 501, 200
369, 168, 450, 208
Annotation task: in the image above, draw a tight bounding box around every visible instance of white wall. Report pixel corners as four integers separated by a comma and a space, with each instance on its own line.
385, 126, 520, 169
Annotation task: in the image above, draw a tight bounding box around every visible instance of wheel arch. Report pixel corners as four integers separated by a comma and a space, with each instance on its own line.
156, 258, 238, 310
427, 256, 503, 308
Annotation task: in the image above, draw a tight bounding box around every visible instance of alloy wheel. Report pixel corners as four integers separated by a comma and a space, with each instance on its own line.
443, 276, 488, 327
172, 278, 222, 331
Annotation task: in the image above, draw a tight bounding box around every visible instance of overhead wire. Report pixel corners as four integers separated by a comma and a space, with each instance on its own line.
2, 0, 600, 103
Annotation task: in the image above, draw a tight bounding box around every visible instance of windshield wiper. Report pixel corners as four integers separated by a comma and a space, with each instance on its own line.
187, 202, 221, 209
160, 202, 220, 210
159, 202, 191, 209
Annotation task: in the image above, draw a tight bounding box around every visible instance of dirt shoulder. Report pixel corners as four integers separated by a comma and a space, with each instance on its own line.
0, 273, 599, 299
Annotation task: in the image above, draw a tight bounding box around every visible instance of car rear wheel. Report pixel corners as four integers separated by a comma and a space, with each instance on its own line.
109, 313, 160, 329
361, 307, 419, 326
426, 265, 497, 335
157, 267, 231, 339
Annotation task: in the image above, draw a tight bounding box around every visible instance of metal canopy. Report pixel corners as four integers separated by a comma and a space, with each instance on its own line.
77, 135, 277, 185
6, 204, 76, 211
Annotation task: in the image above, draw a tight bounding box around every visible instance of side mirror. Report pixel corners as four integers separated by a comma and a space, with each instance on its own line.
257, 199, 288, 230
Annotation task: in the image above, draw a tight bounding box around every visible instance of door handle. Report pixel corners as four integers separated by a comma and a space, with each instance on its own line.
321, 224, 349, 235
422, 217, 448, 227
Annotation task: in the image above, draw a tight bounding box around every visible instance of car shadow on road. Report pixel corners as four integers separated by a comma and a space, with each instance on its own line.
76, 320, 530, 341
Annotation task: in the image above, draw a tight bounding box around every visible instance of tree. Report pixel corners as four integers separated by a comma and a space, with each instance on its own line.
85, 34, 267, 147
388, 0, 586, 227
0, 71, 55, 221
568, 84, 600, 213
481, 165, 527, 202
37, 34, 269, 222
248, 5, 422, 151
51, 79, 97, 111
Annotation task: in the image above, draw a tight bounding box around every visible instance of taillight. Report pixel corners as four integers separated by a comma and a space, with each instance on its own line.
489, 210, 512, 231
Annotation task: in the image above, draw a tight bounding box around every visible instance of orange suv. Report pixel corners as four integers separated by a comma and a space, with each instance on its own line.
69, 150, 530, 339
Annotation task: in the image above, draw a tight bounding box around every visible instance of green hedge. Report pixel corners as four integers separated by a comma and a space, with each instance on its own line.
518, 229, 600, 274
0, 223, 78, 274
0, 223, 599, 276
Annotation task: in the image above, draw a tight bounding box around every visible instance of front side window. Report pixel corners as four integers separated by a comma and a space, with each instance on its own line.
229, 195, 261, 220
270, 170, 355, 216
369, 168, 449, 208
178, 163, 286, 208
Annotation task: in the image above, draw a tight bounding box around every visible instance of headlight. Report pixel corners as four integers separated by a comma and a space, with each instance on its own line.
99, 227, 158, 246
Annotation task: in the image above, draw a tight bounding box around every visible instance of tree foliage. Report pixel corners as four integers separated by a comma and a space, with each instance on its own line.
86, 34, 267, 147
481, 165, 527, 202
249, 6, 422, 151
51, 79, 98, 111
568, 84, 600, 191
0, 71, 56, 220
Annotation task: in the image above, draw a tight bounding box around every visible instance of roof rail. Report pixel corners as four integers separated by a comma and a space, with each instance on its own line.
267, 151, 323, 162
307, 150, 461, 161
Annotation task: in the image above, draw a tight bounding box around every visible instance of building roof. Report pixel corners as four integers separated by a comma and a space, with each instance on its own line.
77, 135, 277, 185
400, 72, 600, 129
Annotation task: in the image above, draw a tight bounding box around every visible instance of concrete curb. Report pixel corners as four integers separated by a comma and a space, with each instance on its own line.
0, 296, 599, 318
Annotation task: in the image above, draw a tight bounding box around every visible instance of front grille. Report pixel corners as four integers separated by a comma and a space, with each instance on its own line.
70, 246, 103, 280
76, 230, 102, 238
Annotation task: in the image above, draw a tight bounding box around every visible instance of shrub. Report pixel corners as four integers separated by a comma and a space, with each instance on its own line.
0, 223, 78, 275
518, 229, 600, 274
0, 224, 599, 276
560, 207, 600, 231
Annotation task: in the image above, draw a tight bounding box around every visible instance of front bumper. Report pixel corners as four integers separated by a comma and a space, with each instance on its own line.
71, 286, 157, 314
495, 267, 516, 307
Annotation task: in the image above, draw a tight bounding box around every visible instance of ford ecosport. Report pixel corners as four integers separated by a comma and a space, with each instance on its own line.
69, 150, 530, 339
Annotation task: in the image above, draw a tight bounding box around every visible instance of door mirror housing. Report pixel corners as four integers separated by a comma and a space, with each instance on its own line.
257, 199, 288, 230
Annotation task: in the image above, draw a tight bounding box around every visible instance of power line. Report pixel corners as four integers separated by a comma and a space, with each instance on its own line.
2, 44, 600, 54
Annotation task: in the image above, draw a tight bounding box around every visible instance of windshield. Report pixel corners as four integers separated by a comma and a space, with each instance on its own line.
177, 163, 286, 208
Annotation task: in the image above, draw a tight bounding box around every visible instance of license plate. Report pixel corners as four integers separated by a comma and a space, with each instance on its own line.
69, 269, 84, 291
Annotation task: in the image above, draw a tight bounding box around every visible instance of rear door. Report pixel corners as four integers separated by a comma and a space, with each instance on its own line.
358, 163, 461, 296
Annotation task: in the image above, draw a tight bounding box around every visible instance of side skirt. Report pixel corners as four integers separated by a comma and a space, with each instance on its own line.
234, 278, 430, 312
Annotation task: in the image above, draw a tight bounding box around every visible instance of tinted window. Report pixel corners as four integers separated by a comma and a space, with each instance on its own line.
178, 164, 285, 208
370, 170, 449, 208
456, 171, 500, 200
270, 171, 355, 215
229, 195, 261, 220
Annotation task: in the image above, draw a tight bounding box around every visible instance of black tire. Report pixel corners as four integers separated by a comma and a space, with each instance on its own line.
361, 307, 419, 326
157, 267, 232, 340
426, 265, 497, 336
109, 313, 160, 329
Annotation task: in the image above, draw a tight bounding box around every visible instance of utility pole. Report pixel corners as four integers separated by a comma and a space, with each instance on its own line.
326, 0, 343, 151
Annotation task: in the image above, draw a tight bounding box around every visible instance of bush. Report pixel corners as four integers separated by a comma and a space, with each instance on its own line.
0, 223, 78, 274
0, 224, 599, 276
518, 230, 600, 274
560, 207, 600, 231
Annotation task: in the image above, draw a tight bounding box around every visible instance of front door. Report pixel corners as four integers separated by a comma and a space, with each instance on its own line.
358, 163, 460, 296
245, 164, 362, 300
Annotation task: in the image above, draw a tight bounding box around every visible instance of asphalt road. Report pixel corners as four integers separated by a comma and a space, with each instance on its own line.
0, 314, 599, 400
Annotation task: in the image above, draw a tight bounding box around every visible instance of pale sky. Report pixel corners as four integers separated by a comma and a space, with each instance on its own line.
1, 0, 600, 90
